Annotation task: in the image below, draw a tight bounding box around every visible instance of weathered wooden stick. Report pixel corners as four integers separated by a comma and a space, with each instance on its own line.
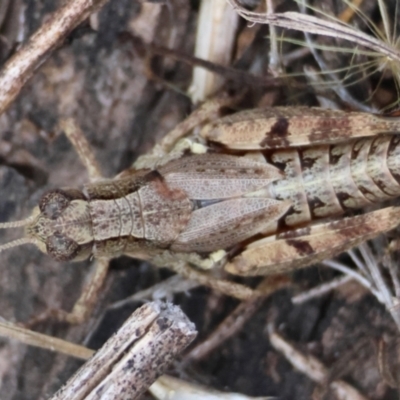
50, 301, 197, 400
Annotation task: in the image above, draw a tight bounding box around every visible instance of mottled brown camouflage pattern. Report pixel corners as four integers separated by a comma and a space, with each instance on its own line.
23, 107, 400, 279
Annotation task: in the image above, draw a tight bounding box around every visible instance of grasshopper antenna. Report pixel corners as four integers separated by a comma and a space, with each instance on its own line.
0, 215, 39, 253
0, 238, 40, 253
0, 215, 36, 229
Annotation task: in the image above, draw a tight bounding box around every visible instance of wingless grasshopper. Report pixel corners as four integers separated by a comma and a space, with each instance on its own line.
2, 98, 400, 324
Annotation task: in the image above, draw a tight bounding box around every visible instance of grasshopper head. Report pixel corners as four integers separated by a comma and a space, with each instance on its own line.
0, 188, 94, 262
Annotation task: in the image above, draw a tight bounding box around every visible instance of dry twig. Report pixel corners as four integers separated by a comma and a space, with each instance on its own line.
50, 302, 197, 400
268, 325, 369, 400
0, 0, 110, 114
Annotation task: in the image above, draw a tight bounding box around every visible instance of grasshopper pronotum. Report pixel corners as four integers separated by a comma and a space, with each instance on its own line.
1, 100, 400, 326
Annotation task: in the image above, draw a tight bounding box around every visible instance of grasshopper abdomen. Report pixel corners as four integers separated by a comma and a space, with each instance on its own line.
267, 134, 400, 229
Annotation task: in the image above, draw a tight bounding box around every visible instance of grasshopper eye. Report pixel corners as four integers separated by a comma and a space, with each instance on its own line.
39, 190, 71, 219
45, 233, 79, 261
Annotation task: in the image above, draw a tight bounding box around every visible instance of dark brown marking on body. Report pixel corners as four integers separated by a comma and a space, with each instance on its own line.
370, 176, 394, 197
270, 117, 289, 136
276, 205, 303, 232
60, 188, 87, 201
272, 160, 287, 172
335, 191, 352, 209
358, 185, 381, 200
287, 239, 314, 256
308, 197, 326, 218
150, 170, 189, 202
85, 170, 160, 201
299, 150, 317, 170
263, 151, 287, 172
259, 117, 290, 148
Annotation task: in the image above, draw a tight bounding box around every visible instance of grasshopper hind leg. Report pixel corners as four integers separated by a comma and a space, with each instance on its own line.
226, 206, 400, 277
133, 94, 239, 170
